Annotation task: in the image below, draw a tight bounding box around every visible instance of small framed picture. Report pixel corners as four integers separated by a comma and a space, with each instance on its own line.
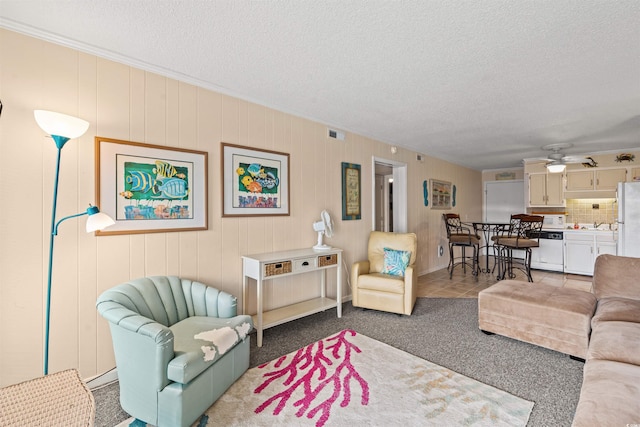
221, 143, 290, 217
430, 179, 452, 210
342, 162, 361, 220
95, 137, 208, 235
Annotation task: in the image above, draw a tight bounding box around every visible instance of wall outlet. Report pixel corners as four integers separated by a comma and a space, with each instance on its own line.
438, 245, 444, 257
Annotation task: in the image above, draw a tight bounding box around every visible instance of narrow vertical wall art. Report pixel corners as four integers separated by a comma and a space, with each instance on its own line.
342, 162, 361, 220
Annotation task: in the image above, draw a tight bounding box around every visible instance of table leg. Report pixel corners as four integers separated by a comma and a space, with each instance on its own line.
242, 274, 247, 315
474, 223, 492, 274
337, 252, 342, 318
256, 277, 263, 347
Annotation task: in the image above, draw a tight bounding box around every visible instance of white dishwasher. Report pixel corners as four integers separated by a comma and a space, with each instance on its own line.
530, 230, 564, 272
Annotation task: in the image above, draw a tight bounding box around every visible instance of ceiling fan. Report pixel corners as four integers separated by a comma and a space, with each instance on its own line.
540, 143, 590, 172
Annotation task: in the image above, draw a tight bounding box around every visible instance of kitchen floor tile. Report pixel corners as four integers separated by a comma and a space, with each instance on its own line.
418, 266, 593, 298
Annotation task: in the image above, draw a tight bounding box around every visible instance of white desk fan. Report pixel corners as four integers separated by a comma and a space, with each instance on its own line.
312, 210, 334, 250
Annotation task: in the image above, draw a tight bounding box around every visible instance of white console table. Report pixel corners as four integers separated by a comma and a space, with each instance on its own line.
242, 247, 343, 347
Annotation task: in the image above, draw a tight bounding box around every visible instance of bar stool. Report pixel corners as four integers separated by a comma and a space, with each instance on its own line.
491, 214, 527, 278
442, 213, 480, 279
495, 215, 544, 282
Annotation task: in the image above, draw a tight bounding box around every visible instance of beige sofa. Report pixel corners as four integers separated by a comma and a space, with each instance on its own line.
479, 254, 640, 426
572, 254, 640, 426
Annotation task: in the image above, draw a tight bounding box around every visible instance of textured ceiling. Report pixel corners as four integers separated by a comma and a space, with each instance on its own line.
1, 0, 639, 170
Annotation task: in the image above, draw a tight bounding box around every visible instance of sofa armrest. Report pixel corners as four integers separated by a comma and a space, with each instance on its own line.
351, 260, 370, 285
97, 300, 175, 416
97, 301, 173, 344
404, 264, 417, 306
404, 264, 416, 285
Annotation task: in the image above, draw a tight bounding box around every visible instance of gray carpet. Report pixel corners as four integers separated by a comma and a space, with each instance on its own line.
93, 298, 584, 426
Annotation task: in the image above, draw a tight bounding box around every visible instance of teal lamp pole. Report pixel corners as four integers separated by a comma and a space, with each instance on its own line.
35, 110, 115, 375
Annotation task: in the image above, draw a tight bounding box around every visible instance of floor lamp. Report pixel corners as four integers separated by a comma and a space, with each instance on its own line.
35, 110, 115, 375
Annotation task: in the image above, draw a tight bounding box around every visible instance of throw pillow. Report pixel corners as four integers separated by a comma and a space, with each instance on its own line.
382, 247, 411, 277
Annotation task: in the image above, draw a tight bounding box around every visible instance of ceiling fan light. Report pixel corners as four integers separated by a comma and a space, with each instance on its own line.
546, 163, 566, 173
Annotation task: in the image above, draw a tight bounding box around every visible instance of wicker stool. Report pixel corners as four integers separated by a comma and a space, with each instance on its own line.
0, 369, 95, 426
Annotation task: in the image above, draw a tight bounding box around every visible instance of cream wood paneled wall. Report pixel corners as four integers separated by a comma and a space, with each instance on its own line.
0, 28, 481, 386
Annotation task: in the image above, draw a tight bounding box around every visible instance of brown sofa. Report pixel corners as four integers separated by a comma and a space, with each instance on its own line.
478, 254, 640, 426
572, 254, 640, 426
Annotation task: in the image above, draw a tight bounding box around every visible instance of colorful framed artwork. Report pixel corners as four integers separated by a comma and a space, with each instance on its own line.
221, 143, 290, 217
95, 136, 208, 235
342, 162, 361, 220
430, 179, 452, 210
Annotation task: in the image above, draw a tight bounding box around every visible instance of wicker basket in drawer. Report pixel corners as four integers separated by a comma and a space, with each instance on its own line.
318, 254, 337, 267
264, 261, 292, 277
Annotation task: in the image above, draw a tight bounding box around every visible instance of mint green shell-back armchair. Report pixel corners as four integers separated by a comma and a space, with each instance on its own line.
97, 276, 253, 427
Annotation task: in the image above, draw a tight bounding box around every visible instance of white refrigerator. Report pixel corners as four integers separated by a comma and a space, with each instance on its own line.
617, 181, 640, 257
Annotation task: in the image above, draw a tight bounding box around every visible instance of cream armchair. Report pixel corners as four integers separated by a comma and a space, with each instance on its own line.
351, 231, 418, 315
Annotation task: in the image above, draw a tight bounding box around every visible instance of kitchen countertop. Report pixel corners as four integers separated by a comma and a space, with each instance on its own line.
563, 228, 618, 235
564, 223, 618, 233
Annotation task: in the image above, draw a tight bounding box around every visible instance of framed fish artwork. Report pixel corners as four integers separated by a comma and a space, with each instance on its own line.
95, 137, 208, 235
221, 143, 290, 217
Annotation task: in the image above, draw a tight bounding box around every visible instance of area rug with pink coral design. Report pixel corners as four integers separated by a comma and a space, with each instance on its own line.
121, 329, 534, 426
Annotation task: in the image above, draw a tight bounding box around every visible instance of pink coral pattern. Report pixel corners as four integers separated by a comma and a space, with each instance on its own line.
254, 329, 369, 427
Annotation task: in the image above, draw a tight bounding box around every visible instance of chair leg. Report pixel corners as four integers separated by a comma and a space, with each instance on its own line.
449, 243, 480, 279
448, 243, 455, 278
462, 246, 467, 274
496, 245, 505, 281
525, 248, 534, 282
471, 245, 480, 280
507, 248, 516, 279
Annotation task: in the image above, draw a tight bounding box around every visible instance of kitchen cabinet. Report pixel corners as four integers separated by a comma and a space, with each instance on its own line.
566, 168, 627, 191
565, 170, 593, 191
564, 231, 617, 276
564, 233, 594, 275
596, 236, 617, 257
597, 169, 627, 190
528, 172, 564, 207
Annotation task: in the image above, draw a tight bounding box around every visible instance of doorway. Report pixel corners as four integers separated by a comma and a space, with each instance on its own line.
372, 157, 407, 233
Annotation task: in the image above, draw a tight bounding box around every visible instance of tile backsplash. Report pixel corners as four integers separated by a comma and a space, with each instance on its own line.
566, 198, 617, 227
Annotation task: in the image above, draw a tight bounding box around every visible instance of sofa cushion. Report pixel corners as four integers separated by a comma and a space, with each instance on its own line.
592, 254, 640, 300
572, 359, 640, 427
591, 297, 640, 326
356, 272, 405, 293
167, 315, 252, 384
587, 320, 640, 365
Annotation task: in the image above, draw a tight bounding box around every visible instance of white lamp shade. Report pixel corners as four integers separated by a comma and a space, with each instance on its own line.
546, 163, 566, 173
86, 212, 115, 233
34, 110, 90, 139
